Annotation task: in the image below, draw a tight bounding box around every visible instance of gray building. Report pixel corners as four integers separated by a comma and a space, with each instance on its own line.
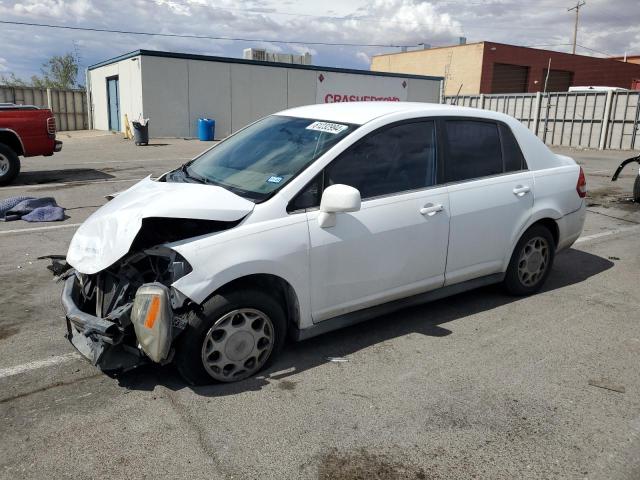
87, 49, 443, 139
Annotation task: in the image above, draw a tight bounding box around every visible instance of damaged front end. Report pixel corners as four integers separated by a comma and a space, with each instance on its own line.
63, 247, 192, 371
62, 175, 255, 371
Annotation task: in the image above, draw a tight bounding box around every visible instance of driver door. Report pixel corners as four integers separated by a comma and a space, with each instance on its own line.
303, 120, 451, 322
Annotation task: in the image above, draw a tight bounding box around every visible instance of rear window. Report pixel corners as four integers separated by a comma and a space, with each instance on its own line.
499, 124, 527, 172
444, 120, 503, 182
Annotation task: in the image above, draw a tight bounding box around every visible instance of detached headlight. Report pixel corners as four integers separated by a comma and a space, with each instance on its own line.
131, 283, 173, 363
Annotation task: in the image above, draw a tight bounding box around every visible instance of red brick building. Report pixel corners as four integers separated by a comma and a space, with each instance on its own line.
372, 41, 640, 95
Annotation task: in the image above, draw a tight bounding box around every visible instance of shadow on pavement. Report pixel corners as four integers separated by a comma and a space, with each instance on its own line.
115, 248, 614, 397
12, 168, 115, 185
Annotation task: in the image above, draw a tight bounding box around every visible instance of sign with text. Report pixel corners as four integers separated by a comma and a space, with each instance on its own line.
316, 72, 408, 104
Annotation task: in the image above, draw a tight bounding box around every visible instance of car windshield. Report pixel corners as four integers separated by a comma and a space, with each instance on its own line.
185, 115, 357, 201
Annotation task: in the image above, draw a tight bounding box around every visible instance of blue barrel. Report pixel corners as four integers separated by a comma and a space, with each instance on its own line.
197, 118, 215, 141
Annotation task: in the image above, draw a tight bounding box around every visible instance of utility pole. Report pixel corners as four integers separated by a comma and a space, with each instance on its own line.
568, 1, 586, 54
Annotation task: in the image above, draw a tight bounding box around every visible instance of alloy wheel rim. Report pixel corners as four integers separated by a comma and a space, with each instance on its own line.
0, 154, 9, 175
517, 236, 550, 287
201, 308, 274, 382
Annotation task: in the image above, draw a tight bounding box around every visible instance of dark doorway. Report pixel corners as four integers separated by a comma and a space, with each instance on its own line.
107, 76, 120, 131
491, 63, 529, 93
543, 69, 573, 92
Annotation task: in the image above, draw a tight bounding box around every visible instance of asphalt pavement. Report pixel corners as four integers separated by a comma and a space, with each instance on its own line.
0, 132, 638, 479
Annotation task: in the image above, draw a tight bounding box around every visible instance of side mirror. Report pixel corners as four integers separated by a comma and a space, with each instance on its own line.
318, 184, 361, 228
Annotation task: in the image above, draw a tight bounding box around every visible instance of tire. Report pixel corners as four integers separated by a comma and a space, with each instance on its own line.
503, 224, 556, 296
633, 174, 640, 203
0, 143, 20, 186
174, 289, 287, 385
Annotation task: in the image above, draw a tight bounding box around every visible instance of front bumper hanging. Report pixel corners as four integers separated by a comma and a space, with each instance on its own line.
62, 274, 145, 371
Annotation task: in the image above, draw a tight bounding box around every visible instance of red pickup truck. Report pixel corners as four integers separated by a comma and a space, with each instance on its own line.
0, 104, 63, 185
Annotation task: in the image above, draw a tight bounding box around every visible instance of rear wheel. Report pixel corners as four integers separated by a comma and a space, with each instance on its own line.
503, 224, 555, 296
633, 174, 640, 203
175, 289, 287, 385
0, 143, 20, 186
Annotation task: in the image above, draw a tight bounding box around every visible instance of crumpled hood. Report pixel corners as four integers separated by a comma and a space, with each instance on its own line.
67, 176, 254, 274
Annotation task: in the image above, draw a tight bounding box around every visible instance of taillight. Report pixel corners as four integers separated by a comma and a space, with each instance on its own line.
46, 117, 56, 136
576, 166, 587, 198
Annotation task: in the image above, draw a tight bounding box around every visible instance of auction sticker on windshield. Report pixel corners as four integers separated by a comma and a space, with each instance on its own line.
306, 121, 348, 134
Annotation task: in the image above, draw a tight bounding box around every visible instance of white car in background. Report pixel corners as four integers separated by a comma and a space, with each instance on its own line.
62, 102, 587, 384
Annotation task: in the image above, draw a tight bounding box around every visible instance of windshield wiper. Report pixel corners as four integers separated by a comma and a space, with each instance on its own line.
178, 165, 258, 201
180, 164, 206, 184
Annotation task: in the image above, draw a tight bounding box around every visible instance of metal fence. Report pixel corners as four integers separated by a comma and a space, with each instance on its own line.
445, 90, 640, 150
0, 86, 88, 131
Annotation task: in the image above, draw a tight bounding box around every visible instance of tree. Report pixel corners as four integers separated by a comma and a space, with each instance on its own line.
0, 53, 81, 89
0, 72, 29, 87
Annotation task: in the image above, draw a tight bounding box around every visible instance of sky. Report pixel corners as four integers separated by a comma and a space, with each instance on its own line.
0, 0, 639, 84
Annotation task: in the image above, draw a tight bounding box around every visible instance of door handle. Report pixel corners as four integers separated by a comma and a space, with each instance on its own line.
513, 185, 531, 197
420, 203, 443, 216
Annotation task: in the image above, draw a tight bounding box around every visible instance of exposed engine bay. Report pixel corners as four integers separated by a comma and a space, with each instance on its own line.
62, 216, 241, 372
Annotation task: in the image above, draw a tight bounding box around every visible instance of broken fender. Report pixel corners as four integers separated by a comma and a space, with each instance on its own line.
67, 176, 254, 274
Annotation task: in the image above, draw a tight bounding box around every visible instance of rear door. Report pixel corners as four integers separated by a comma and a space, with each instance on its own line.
441, 118, 533, 285
300, 120, 451, 322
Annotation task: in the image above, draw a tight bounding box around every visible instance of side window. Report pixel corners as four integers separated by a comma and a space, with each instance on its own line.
287, 174, 322, 213
499, 124, 528, 172
324, 121, 437, 200
444, 120, 503, 182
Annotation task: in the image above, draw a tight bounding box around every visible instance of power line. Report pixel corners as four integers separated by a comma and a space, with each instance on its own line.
576, 43, 612, 57
0, 19, 418, 48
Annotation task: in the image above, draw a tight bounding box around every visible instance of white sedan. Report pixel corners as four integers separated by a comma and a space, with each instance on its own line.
63, 102, 587, 384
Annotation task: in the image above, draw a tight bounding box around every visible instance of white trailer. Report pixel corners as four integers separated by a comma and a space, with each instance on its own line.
87, 50, 443, 139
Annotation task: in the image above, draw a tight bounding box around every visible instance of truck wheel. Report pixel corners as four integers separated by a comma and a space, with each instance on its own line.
0, 143, 20, 186
633, 174, 640, 203
175, 289, 287, 385
503, 224, 556, 296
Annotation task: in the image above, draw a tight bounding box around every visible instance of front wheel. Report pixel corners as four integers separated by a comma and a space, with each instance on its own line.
175, 289, 287, 385
0, 143, 20, 186
503, 225, 555, 296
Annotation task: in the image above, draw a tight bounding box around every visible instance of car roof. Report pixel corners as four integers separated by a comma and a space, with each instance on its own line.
277, 102, 511, 125
278, 101, 563, 171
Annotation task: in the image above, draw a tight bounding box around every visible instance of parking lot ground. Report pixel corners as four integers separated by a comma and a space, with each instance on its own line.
0, 135, 639, 479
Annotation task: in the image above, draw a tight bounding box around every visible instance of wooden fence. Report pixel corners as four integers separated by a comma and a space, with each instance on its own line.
0, 86, 87, 131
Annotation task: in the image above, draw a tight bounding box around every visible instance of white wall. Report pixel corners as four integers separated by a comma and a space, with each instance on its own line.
230, 63, 288, 132
89, 56, 143, 132
407, 78, 442, 103
91, 54, 442, 138
187, 60, 232, 138
287, 69, 319, 108
139, 56, 189, 138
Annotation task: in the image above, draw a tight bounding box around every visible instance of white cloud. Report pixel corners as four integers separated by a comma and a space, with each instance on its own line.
0, 0, 638, 80
12, 0, 92, 20
0, 57, 8, 72
355, 51, 370, 66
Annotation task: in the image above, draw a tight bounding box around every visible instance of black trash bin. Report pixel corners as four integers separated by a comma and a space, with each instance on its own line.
132, 120, 149, 146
